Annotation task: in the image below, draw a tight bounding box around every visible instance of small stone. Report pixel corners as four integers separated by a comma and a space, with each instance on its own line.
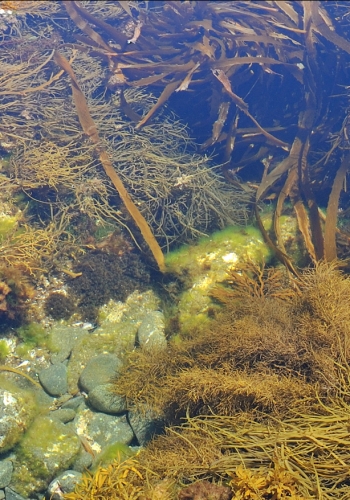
137, 311, 167, 351
61, 395, 85, 411
49, 409, 76, 423
79, 354, 123, 393
74, 410, 134, 449
49, 326, 87, 364
38, 364, 68, 397
47, 470, 82, 500
0, 460, 13, 488
4, 488, 25, 500
71, 450, 93, 473
88, 384, 127, 414
128, 406, 164, 446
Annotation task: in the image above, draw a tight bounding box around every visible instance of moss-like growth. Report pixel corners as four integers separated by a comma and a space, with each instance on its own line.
92, 442, 134, 471
68, 249, 150, 322
0, 339, 10, 360
165, 224, 271, 279
16, 322, 48, 355
0, 214, 18, 241
0, 265, 35, 329
44, 292, 75, 320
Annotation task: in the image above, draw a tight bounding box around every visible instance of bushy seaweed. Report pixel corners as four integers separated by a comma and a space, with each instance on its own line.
68, 249, 150, 322
44, 292, 75, 320
66, 261, 350, 500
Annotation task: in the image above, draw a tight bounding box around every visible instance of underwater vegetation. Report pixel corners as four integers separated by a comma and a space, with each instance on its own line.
63, 262, 350, 499
44, 292, 75, 321
0, 265, 34, 327
68, 243, 150, 322
1, 1, 350, 271
8, 0, 345, 270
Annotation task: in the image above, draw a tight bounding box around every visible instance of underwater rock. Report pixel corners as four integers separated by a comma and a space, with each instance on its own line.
49, 325, 88, 365
79, 354, 123, 393
137, 310, 167, 352
61, 395, 85, 411
0, 460, 13, 488
128, 406, 164, 446
165, 225, 272, 332
87, 383, 127, 414
4, 487, 25, 500
10, 415, 80, 497
38, 363, 68, 397
48, 408, 76, 424
70, 450, 93, 474
0, 380, 37, 454
67, 325, 136, 394
74, 408, 134, 452
47, 470, 83, 500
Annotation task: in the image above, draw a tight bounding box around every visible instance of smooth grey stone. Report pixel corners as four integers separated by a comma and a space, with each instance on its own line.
47, 470, 82, 500
71, 450, 93, 473
4, 488, 25, 500
75, 411, 134, 449
0, 460, 13, 488
79, 354, 123, 393
61, 395, 85, 411
137, 311, 167, 351
128, 406, 164, 446
0, 489, 4, 500
49, 409, 76, 424
38, 364, 68, 397
88, 384, 127, 414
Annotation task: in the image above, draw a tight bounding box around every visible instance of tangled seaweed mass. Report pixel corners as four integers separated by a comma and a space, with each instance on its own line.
1, 1, 350, 271
3, 1, 350, 499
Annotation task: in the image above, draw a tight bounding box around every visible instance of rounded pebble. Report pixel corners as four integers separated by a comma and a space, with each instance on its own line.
49, 408, 76, 423
137, 311, 167, 351
0, 460, 13, 488
79, 354, 123, 393
38, 363, 68, 397
47, 470, 83, 500
88, 384, 127, 414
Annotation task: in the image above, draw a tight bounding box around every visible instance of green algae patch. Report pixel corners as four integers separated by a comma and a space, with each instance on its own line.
15, 323, 50, 357
0, 214, 18, 241
92, 442, 134, 471
0, 340, 10, 360
11, 415, 80, 496
164, 224, 272, 332
165, 224, 271, 279
0, 375, 38, 453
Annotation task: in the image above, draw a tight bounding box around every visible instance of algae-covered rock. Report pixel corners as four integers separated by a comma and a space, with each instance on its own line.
165, 224, 272, 331
74, 407, 134, 454
0, 376, 37, 453
137, 311, 167, 352
67, 325, 136, 394
10, 415, 80, 496
79, 354, 123, 393
67, 290, 162, 393
49, 325, 87, 364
